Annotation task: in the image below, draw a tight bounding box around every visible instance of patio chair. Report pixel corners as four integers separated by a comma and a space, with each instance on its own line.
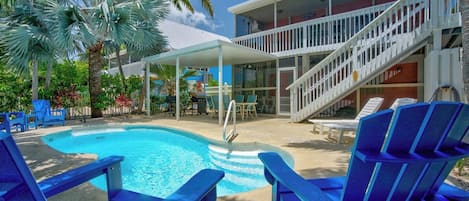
244, 95, 258, 119
32, 100, 66, 128
259, 102, 469, 201
0, 113, 10, 134
8, 111, 27, 132
310, 97, 417, 143
308, 97, 384, 143
0, 131, 225, 201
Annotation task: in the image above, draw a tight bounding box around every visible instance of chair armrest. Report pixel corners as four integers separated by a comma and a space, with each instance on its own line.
38, 156, 124, 197
50, 108, 66, 116
437, 183, 469, 201
165, 169, 224, 201
258, 152, 331, 201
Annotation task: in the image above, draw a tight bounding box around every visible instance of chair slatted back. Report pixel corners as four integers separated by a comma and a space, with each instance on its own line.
354, 97, 384, 120
32, 100, 49, 123
206, 96, 214, 110
246, 95, 257, 103
235, 95, 245, 103
212, 95, 219, 110
342, 102, 469, 200
0, 132, 47, 201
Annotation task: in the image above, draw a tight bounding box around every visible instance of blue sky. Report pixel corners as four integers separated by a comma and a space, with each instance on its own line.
166, 0, 246, 38
166, 0, 246, 84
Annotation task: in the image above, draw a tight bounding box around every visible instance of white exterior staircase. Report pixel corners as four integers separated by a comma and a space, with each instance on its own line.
288, 0, 460, 122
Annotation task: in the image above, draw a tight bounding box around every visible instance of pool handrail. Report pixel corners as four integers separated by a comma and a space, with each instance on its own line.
0, 131, 225, 201
223, 100, 237, 142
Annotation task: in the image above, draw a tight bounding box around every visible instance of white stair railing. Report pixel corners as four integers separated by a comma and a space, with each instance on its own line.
288, 0, 459, 122
222, 100, 237, 142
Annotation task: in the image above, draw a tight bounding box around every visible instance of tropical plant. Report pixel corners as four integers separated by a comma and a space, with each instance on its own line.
171, 0, 213, 17
0, 2, 56, 100
45, 0, 168, 118
151, 64, 198, 96
0, 63, 31, 111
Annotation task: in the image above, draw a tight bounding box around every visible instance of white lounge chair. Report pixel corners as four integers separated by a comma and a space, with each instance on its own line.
309, 97, 416, 143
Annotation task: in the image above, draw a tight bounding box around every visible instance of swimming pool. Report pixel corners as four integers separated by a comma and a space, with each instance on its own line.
42, 125, 293, 197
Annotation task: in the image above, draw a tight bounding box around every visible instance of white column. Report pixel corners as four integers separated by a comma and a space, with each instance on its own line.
328, 0, 332, 16
218, 47, 223, 125
274, 2, 277, 28
176, 56, 180, 120
145, 62, 150, 116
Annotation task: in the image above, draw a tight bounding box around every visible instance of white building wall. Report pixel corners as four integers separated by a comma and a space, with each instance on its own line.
424, 48, 463, 101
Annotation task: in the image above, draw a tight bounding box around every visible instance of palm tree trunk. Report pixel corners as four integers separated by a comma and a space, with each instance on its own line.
89, 41, 104, 118
115, 47, 128, 95
137, 76, 146, 113
45, 62, 52, 88
32, 60, 38, 100
463, 0, 469, 103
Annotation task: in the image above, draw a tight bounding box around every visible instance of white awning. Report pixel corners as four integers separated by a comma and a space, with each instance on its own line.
142, 40, 276, 66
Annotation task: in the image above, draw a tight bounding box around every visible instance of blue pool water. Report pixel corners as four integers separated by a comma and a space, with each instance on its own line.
42, 125, 293, 197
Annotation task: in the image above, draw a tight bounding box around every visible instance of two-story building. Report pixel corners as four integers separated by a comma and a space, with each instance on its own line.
142, 0, 463, 123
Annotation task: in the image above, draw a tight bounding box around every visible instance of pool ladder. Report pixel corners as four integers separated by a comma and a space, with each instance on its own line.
223, 100, 238, 142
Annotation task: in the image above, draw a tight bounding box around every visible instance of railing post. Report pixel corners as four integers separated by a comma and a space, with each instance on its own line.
430, 0, 440, 28
290, 89, 296, 122
302, 24, 307, 49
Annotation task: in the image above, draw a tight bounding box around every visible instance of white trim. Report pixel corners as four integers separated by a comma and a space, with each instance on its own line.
176, 56, 180, 121
228, 0, 279, 14
145, 62, 150, 116
218, 47, 223, 125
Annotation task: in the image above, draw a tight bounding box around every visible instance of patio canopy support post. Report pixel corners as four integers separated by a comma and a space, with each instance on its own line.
145, 62, 150, 116
176, 56, 180, 121
218, 46, 223, 125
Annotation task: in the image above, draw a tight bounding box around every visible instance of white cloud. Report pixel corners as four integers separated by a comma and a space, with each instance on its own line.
166, 5, 219, 31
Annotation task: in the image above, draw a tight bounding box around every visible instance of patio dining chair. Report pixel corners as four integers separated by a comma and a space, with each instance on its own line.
244, 95, 258, 119
0, 131, 225, 201
259, 102, 469, 201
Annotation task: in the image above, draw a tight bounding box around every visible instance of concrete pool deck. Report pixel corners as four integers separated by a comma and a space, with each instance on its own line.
11, 114, 465, 200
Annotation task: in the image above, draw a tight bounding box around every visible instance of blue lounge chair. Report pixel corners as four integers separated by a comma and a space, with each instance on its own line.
32, 99, 66, 127
259, 102, 469, 201
0, 131, 225, 201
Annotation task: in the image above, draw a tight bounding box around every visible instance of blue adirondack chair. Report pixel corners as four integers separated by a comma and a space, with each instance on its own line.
8, 111, 27, 132
0, 131, 225, 201
32, 99, 66, 127
259, 102, 469, 201
0, 113, 10, 134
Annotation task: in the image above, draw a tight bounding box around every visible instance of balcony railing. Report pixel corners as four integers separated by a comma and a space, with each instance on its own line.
232, 2, 394, 56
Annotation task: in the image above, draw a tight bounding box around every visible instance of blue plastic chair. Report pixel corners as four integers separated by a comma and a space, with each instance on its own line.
32, 99, 66, 127
0, 131, 225, 201
0, 113, 10, 134
8, 111, 26, 132
259, 102, 469, 201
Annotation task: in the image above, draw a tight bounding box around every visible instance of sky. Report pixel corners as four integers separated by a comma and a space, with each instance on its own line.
166, 0, 246, 38
165, 0, 247, 84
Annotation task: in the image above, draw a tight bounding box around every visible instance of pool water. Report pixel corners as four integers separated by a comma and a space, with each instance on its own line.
42, 125, 293, 197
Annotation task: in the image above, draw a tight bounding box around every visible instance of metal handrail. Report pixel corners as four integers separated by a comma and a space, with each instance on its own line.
222, 100, 237, 142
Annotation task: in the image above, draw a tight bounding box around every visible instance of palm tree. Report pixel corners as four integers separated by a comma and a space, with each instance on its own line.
0, 2, 55, 100
171, 0, 213, 17
462, 0, 469, 103
46, 0, 168, 117
152, 64, 198, 96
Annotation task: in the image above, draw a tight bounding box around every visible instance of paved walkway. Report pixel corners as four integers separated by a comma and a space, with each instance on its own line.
13, 114, 356, 201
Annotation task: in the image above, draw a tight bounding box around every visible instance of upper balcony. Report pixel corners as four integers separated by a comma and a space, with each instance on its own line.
230, 0, 461, 57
